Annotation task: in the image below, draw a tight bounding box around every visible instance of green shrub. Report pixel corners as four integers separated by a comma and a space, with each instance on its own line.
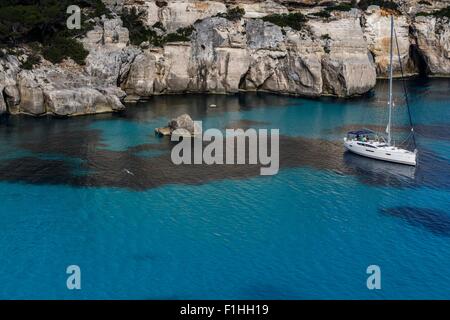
0, 0, 110, 65
155, 0, 168, 8
123, 8, 194, 46
416, 6, 450, 18
164, 33, 189, 43
93, 0, 111, 18
262, 13, 308, 31
122, 7, 161, 46
418, 1, 432, 5
43, 36, 89, 65
174, 26, 194, 38
311, 2, 354, 20
325, 3, 354, 12
432, 6, 450, 18
358, 0, 399, 11
416, 11, 431, 17
152, 21, 166, 31
21, 53, 41, 70
218, 7, 245, 21
309, 11, 332, 19
0, 0, 110, 44
161, 26, 194, 43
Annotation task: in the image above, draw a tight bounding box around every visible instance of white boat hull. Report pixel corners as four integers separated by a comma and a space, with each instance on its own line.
344, 138, 417, 166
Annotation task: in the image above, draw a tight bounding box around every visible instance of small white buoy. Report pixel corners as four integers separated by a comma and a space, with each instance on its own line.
209, 104, 217, 108
123, 169, 135, 176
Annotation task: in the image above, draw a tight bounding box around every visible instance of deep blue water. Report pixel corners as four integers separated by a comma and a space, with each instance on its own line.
0, 78, 449, 299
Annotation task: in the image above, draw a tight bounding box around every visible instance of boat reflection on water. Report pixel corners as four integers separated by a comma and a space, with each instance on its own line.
343, 151, 416, 186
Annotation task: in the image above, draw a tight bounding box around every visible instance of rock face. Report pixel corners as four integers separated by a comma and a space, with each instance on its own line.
190, 17, 250, 93
122, 43, 195, 98
363, 6, 414, 77
243, 19, 324, 96
82, 16, 139, 87
16, 71, 45, 115
6, 64, 127, 116
240, 0, 289, 18
44, 88, 124, 116
413, 16, 450, 76
1, 16, 137, 116
123, 0, 227, 32
0, 92, 6, 115
124, 17, 251, 97
310, 12, 377, 96
124, 11, 377, 98
122, 49, 162, 98
0, 55, 21, 115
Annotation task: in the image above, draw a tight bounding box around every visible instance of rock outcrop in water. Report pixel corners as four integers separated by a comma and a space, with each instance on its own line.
1, 0, 450, 116
155, 113, 201, 136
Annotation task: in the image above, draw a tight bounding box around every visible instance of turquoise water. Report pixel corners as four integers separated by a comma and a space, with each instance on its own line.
0, 78, 449, 299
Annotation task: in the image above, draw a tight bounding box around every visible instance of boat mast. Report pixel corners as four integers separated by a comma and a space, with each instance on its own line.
387, 14, 394, 146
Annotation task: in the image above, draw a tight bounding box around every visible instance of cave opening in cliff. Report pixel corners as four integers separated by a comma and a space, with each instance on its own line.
410, 44, 428, 77
1, 89, 8, 114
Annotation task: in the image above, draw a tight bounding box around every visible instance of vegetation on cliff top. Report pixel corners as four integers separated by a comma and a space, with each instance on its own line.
416, 6, 450, 19
309, 1, 353, 19
309, 11, 332, 19
216, 7, 246, 21
312, 0, 404, 20
357, 0, 399, 11
165, 26, 194, 43
42, 36, 89, 65
325, 2, 354, 12
0, 0, 109, 66
310, 0, 400, 19
20, 52, 42, 70
262, 13, 308, 31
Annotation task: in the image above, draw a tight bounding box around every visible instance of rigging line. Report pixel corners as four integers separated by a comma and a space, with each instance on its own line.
393, 24, 417, 149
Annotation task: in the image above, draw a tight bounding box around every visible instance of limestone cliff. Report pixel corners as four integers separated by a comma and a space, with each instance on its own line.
123, 6, 377, 98
1, 0, 450, 117
413, 15, 450, 76
1, 16, 139, 116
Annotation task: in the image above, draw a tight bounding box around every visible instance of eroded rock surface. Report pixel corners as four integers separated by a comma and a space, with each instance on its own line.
2, 0, 450, 117
363, 6, 414, 77
1, 16, 136, 116
413, 16, 450, 76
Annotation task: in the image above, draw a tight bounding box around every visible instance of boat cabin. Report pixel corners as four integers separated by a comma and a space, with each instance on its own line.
346, 129, 380, 143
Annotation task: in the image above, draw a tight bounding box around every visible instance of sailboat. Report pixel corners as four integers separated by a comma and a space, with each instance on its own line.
343, 14, 418, 166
